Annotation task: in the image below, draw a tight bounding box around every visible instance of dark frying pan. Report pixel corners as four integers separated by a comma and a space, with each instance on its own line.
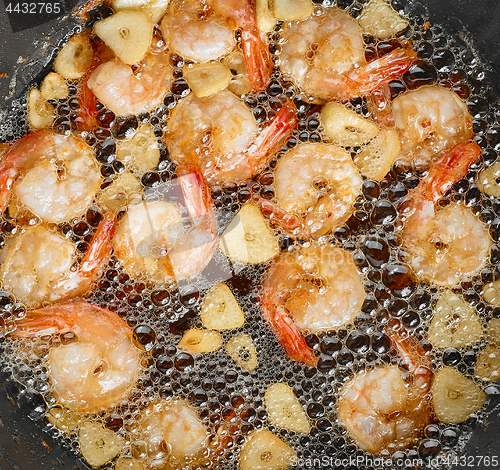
1, 1, 500, 469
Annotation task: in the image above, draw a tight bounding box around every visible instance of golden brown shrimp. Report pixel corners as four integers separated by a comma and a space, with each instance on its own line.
261, 242, 366, 367
269, 142, 363, 239
279, 7, 416, 102
0, 130, 102, 223
87, 47, 173, 117
338, 329, 433, 453
10, 300, 142, 413
392, 85, 473, 168
165, 91, 297, 185
0, 211, 116, 307
160, 0, 272, 90
401, 141, 491, 286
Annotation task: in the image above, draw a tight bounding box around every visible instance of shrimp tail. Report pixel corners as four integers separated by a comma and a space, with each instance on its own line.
263, 303, 319, 367
388, 324, 432, 392
49, 212, 117, 302
246, 100, 298, 173
10, 301, 82, 337
241, 28, 273, 91
416, 141, 482, 205
403, 141, 482, 229
0, 129, 53, 214
80, 211, 117, 275
177, 162, 217, 236
76, 39, 114, 131
345, 47, 417, 98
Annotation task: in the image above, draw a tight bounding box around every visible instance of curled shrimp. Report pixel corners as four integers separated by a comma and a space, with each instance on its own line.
279, 7, 416, 102
165, 90, 297, 185
0, 211, 116, 307
113, 166, 218, 285
392, 85, 473, 168
268, 142, 363, 239
401, 141, 491, 286
161, 0, 271, 90
86, 46, 174, 117
338, 329, 433, 453
261, 242, 366, 367
131, 398, 209, 468
0, 130, 102, 223
10, 300, 142, 413
131, 397, 236, 469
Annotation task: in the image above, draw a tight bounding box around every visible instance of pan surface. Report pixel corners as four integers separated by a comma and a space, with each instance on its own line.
1, 1, 500, 470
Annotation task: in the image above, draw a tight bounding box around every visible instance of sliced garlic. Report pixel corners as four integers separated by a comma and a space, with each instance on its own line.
178, 328, 223, 355
226, 333, 258, 371
220, 203, 279, 264
358, 0, 409, 40
353, 128, 401, 181
320, 102, 379, 148
427, 291, 483, 349
97, 171, 142, 212
27, 88, 54, 130
256, 0, 276, 33
272, 0, 313, 22
265, 383, 311, 434
94, 11, 154, 65
239, 428, 297, 470
53, 32, 93, 80
475, 344, 500, 382
431, 367, 486, 425
200, 283, 245, 331
116, 123, 160, 175
183, 62, 232, 98
40, 72, 69, 101
78, 421, 124, 468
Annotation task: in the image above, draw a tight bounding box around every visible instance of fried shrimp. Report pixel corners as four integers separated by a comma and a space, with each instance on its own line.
279, 7, 416, 102
402, 141, 491, 286
392, 85, 473, 168
270, 142, 363, 239
0, 212, 116, 307
87, 48, 174, 117
0, 130, 102, 223
161, 0, 272, 89
261, 242, 366, 367
165, 90, 297, 185
10, 300, 142, 413
113, 167, 218, 284
338, 331, 433, 453
132, 398, 209, 468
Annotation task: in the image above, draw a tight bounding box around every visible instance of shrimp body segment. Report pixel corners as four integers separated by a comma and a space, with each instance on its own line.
402, 142, 491, 286
87, 49, 174, 116
272, 142, 363, 238
161, 0, 271, 90
11, 300, 142, 413
262, 243, 366, 366
0, 212, 116, 307
392, 85, 473, 167
279, 7, 416, 101
166, 91, 297, 185
0, 130, 102, 223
